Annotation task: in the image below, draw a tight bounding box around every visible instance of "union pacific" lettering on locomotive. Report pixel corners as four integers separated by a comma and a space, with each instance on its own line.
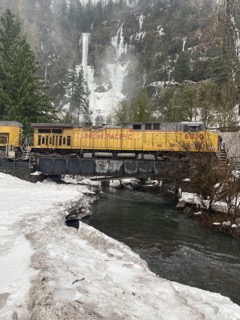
80, 133, 133, 139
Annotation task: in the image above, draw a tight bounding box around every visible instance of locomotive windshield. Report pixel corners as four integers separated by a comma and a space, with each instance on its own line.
182, 122, 204, 132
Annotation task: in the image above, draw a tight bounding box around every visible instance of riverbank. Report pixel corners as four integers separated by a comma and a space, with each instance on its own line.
177, 192, 240, 239
193, 211, 240, 239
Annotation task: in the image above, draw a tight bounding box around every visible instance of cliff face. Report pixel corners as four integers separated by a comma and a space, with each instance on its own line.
1, 0, 236, 127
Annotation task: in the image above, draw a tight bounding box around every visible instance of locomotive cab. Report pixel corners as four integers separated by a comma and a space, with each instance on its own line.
0, 121, 23, 159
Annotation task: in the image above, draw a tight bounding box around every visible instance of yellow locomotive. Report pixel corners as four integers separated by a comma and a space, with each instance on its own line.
30, 121, 219, 159
0, 121, 23, 159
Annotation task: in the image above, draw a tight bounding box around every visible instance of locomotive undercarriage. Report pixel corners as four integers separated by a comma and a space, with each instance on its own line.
31, 148, 204, 161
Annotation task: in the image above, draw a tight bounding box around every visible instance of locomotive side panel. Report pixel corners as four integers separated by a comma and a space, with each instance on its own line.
73, 127, 143, 152
122, 128, 140, 151
143, 132, 154, 151
0, 122, 22, 148
105, 128, 121, 150
176, 130, 219, 153
30, 122, 219, 157
32, 126, 75, 151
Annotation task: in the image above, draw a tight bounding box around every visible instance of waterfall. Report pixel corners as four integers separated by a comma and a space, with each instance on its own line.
82, 33, 90, 80
182, 38, 187, 51
112, 24, 127, 60
78, 26, 128, 126
139, 15, 144, 32
107, 24, 128, 94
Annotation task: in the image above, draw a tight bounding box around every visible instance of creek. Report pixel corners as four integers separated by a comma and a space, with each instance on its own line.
82, 187, 240, 306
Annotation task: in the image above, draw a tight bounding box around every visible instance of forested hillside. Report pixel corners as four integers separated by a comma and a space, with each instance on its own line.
0, 0, 240, 130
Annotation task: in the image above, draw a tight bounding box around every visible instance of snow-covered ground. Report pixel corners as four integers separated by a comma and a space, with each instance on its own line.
0, 173, 240, 320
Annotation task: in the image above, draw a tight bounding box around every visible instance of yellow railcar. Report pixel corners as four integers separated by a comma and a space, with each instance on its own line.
0, 121, 23, 159
31, 121, 219, 159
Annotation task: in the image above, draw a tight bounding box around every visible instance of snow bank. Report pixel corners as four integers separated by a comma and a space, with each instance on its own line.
0, 173, 240, 319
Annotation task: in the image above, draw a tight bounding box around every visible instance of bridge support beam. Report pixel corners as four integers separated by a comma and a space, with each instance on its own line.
35, 157, 189, 179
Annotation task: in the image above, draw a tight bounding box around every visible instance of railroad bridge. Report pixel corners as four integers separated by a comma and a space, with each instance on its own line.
0, 157, 189, 179
34, 156, 188, 179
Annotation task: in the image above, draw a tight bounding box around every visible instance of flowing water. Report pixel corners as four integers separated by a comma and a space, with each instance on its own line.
82, 187, 240, 306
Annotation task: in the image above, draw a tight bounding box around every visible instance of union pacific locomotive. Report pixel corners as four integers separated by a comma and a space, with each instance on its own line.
30, 121, 219, 160
0, 120, 220, 160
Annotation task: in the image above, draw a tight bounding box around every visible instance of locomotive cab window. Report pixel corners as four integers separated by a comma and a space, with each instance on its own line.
145, 123, 152, 130
38, 129, 51, 133
191, 127, 198, 132
67, 136, 71, 146
0, 133, 9, 144
133, 124, 142, 130
153, 123, 160, 130
184, 125, 201, 132
59, 136, 62, 146
52, 129, 63, 134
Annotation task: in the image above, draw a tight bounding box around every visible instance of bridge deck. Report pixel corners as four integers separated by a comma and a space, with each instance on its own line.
35, 157, 189, 178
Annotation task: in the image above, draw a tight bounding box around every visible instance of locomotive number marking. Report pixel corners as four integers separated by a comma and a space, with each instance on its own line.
185, 133, 203, 140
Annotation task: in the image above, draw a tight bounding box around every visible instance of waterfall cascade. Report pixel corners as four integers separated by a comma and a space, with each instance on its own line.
139, 15, 144, 32
80, 24, 129, 125
182, 38, 187, 51
82, 33, 90, 80
112, 24, 127, 59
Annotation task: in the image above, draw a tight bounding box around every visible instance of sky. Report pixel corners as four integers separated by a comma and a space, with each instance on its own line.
0, 172, 240, 319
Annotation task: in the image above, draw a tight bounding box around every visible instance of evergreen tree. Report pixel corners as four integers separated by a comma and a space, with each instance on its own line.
48, 56, 69, 107
93, 2, 104, 26
0, 10, 55, 135
173, 52, 191, 83
215, 80, 239, 131
196, 80, 217, 127
84, 1, 94, 31
0, 10, 22, 118
130, 89, 153, 122
0, 10, 22, 56
160, 84, 198, 122
69, 67, 88, 122
157, 86, 178, 121
113, 100, 130, 125
105, 0, 114, 18
62, 111, 75, 124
